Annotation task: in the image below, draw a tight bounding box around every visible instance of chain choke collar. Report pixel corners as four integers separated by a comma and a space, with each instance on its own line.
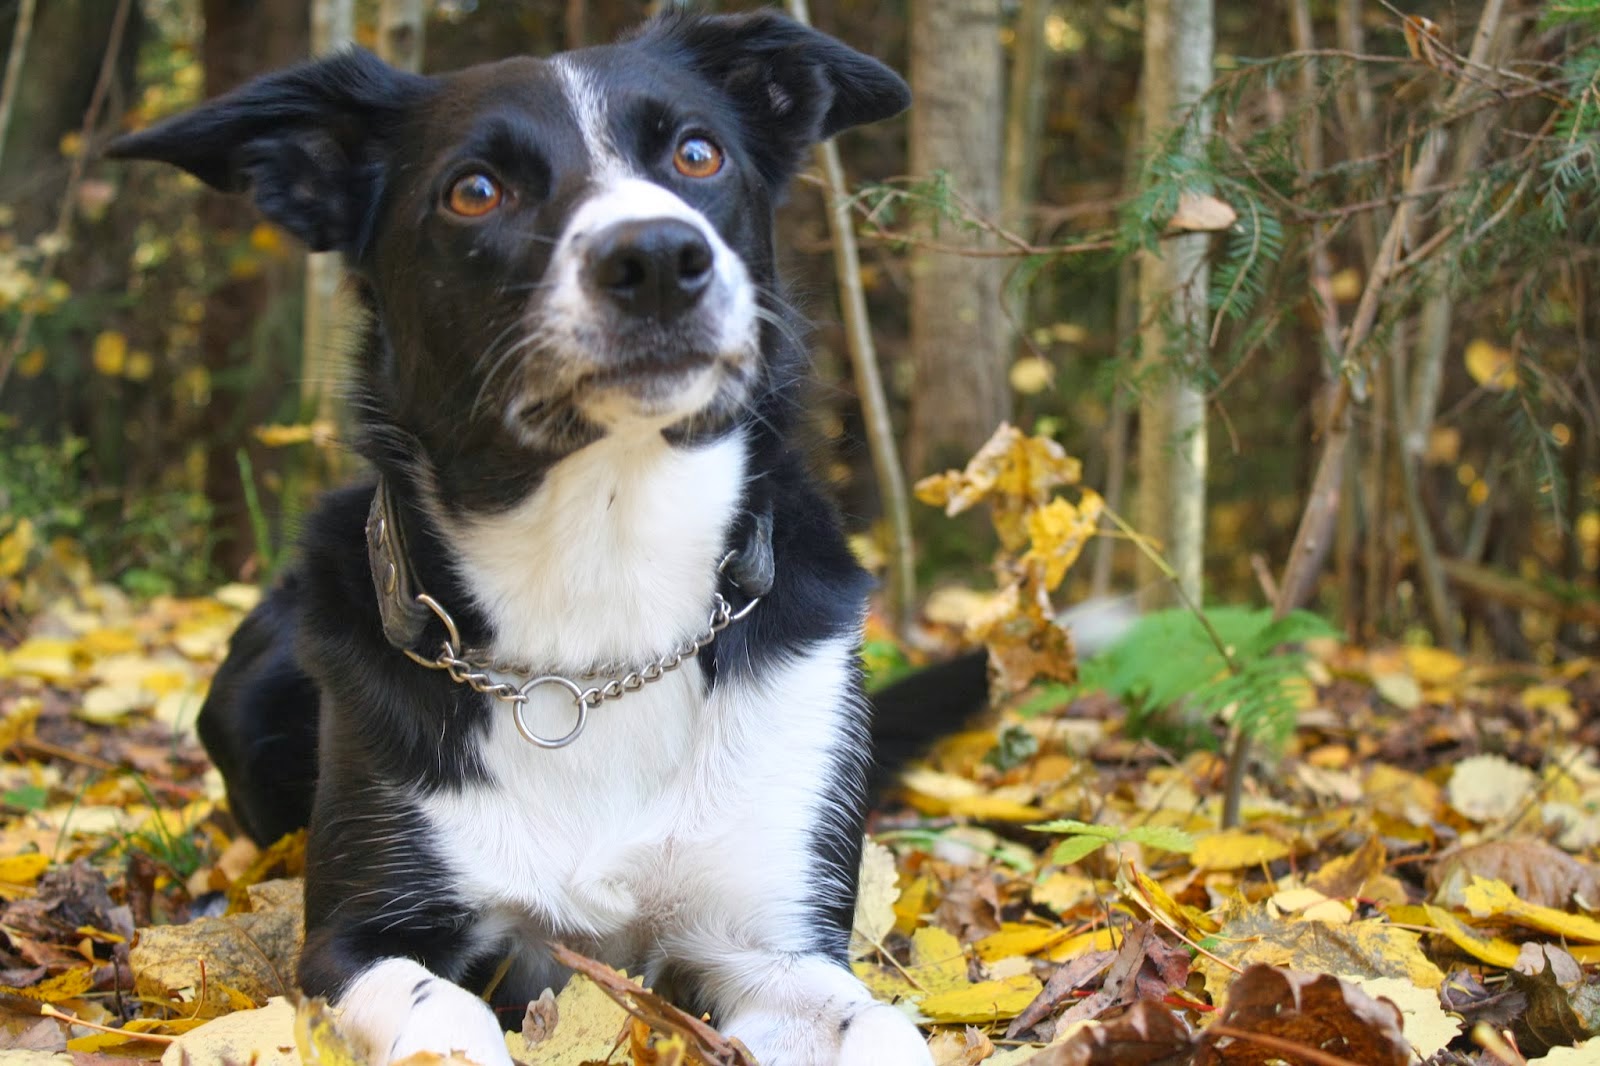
364, 476, 771, 749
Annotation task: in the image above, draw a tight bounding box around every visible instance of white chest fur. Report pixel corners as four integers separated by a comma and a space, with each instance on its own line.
449, 426, 749, 670
427, 427, 751, 937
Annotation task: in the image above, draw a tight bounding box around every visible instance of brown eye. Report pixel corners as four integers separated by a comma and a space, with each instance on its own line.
446, 172, 503, 217
673, 136, 723, 179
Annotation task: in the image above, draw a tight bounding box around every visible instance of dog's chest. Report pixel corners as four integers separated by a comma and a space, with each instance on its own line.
426, 429, 749, 936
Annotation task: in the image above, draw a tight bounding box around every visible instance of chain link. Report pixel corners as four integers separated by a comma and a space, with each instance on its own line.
405, 579, 759, 748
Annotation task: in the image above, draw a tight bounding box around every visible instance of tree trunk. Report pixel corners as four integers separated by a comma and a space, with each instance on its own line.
1000, 0, 1049, 230
907, 0, 1008, 474
1133, 0, 1212, 610
302, 0, 354, 428
378, 0, 427, 73
199, 0, 310, 576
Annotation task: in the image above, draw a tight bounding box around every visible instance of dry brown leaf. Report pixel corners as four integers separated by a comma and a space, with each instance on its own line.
1307, 835, 1386, 900
1429, 840, 1600, 910
1196, 966, 1409, 1066
927, 1025, 995, 1066
1165, 191, 1237, 233
1195, 905, 1444, 996
1024, 1000, 1194, 1066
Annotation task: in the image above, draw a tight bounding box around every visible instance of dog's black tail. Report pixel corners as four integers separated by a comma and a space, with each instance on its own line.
864, 596, 1140, 789
867, 651, 988, 788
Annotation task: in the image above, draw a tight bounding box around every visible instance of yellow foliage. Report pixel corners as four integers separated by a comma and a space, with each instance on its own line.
249, 223, 288, 257
974, 923, 1071, 962
1403, 646, 1464, 686
1008, 356, 1054, 395
1022, 491, 1103, 591
1464, 338, 1517, 391
914, 423, 1081, 551
295, 997, 367, 1066
125, 350, 154, 381
92, 330, 128, 376
3, 637, 79, 681
1421, 904, 1519, 968
0, 517, 36, 577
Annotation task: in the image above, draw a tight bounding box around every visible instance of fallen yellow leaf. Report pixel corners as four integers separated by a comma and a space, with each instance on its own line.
974, 923, 1071, 963
920, 974, 1042, 1023
9, 966, 94, 1002
0, 853, 50, 884
1463, 876, 1600, 943
1404, 646, 1464, 686
1422, 904, 1520, 968
1192, 829, 1292, 871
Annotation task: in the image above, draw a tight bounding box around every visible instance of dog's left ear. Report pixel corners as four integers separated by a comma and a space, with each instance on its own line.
642, 11, 910, 186
105, 49, 431, 255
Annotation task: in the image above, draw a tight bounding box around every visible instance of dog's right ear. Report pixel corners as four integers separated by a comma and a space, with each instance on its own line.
105, 49, 431, 255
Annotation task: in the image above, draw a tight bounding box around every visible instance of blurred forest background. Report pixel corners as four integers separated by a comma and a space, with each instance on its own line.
0, 0, 1596, 665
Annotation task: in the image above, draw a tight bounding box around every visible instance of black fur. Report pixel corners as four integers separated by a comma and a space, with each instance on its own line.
112, 9, 938, 1042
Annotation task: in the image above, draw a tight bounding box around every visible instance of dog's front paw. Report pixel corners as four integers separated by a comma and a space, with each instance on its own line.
837, 1003, 931, 1066
387, 976, 511, 1066
722, 1000, 930, 1066
338, 958, 512, 1066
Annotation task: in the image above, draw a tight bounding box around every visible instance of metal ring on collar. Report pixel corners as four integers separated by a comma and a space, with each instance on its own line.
511, 675, 591, 748
404, 592, 464, 669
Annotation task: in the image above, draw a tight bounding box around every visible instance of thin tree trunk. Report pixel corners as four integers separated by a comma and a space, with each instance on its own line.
564, 0, 586, 49
198, 0, 310, 575
787, 0, 917, 632
1091, 132, 1144, 599
1001, 0, 1049, 230
1134, 0, 1212, 611
302, 0, 354, 437
0, 0, 37, 175
1275, 0, 1507, 618
378, 0, 426, 73
908, 0, 1008, 474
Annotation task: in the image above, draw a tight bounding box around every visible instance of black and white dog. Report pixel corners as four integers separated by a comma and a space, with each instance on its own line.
110, 11, 954, 1066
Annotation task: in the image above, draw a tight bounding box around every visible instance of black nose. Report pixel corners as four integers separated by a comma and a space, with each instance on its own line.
585, 218, 714, 319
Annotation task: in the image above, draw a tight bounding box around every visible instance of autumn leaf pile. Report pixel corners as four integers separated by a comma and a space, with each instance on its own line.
0, 426, 1597, 1064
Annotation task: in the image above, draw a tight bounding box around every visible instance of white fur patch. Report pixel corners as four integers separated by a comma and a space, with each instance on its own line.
448, 427, 747, 673
339, 957, 512, 1066
552, 59, 626, 177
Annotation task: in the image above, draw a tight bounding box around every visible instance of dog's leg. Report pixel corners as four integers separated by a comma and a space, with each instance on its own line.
673, 639, 933, 1066
298, 775, 516, 1066
337, 958, 512, 1066
708, 954, 931, 1066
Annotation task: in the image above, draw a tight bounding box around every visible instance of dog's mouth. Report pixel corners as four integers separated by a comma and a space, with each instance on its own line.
513, 348, 743, 433
578, 351, 719, 390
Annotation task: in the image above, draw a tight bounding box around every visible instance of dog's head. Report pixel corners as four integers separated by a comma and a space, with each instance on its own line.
108, 13, 906, 508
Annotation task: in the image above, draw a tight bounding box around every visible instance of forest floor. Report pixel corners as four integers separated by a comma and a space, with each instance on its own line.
0, 578, 1596, 1066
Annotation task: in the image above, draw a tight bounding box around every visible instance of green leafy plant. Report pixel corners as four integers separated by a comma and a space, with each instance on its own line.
1027, 818, 1195, 866
1079, 605, 1337, 751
